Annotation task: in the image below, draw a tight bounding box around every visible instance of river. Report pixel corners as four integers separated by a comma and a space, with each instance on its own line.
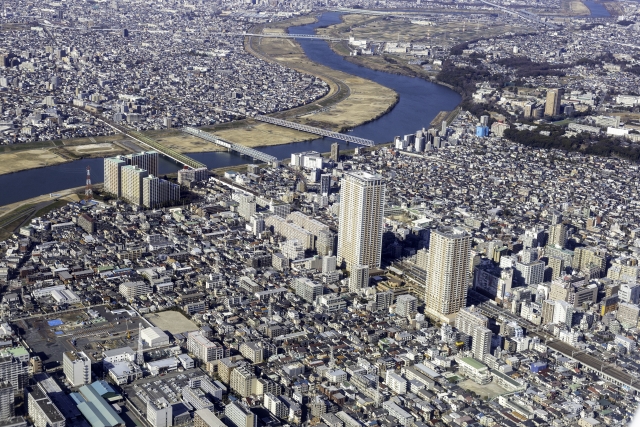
582, 1, 611, 17
0, 12, 460, 207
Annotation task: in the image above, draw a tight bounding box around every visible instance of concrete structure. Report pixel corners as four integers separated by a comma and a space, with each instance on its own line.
349, 264, 369, 293
121, 165, 148, 206
194, 408, 225, 427
147, 398, 172, 427
545, 88, 564, 116
142, 175, 180, 208
472, 326, 492, 360
119, 281, 151, 300
187, 332, 224, 362
425, 227, 471, 323
224, 401, 256, 427
63, 351, 91, 387
337, 171, 386, 270
140, 327, 170, 348
395, 294, 418, 318
0, 381, 14, 421
27, 386, 64, 427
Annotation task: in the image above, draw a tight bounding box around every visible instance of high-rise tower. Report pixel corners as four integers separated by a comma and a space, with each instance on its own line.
425, 226, 471, 323
337, 171, 385, 270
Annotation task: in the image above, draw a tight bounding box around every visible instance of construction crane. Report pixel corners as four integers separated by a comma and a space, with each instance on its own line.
126, 320, 131, 340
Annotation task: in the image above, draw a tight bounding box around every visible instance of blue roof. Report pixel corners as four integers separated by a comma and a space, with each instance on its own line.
77, 384, 125, 427
69, 392, 86, 405
90, 380, 117, 396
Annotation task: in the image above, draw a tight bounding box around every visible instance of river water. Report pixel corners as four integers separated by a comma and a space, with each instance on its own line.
0, 12, 460, 206
582, 1, 611, 17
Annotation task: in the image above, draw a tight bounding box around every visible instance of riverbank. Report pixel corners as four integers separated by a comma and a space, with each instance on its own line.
0, 186, 84, 241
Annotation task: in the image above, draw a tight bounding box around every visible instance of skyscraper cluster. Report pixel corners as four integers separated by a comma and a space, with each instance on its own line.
104, 152, 180, 208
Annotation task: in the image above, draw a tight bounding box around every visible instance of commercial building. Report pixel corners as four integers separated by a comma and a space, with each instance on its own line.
425, 227, 471, 323
337, 171, 386, 270
72, 382, 125, 427
63, 351, 91, 387
349, 264, 369, 293
140, 327, 170, 348
147, 398, 172, 427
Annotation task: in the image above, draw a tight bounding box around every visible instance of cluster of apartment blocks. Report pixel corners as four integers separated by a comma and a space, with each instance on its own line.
104, 152, 195, 208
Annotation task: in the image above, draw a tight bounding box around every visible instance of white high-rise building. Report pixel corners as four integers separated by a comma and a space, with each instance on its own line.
337, 171, 386, 270
472, 326, 492, 360
552, 300, 574, 326
121, 165, 148, 206
322, 256, 337, 273
0, 381, 13, 420
349, 264, 369, 293
63, 351, 91, 387
395, 295, 418, 318
425, 227, 471, 323
187, 332, 224, 363
104, 157, 126, 197
143, 175, 180, 208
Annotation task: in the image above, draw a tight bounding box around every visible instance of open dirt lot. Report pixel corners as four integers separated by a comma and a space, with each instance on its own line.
458, 378, 509, 399
0, 147, 68, 175
144, 311, 199, 335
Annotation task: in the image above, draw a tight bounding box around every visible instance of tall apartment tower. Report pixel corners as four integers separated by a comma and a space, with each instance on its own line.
349, 264, 369, 293
104, 157, 126, 197
62, 351, 91, 387
121, 165, 148, 206
125, 151, 159, 176
337, 171, 386, 270
330, 143, 340, 162
320, 174, 331, 197
425, 227, 471, 323
0, 381, 14, 421
548, 223, 567, 248
143, 175, 180, 209
544, 88, 563, 116
472, 326, 492, 361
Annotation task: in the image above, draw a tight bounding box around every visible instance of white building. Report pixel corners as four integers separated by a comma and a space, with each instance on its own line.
63, 351, 91, 387
187, 332, 224, 363
337, 171, 386, 270
141, 327, 170, 348
147, 398, 173, 427
224, 401, 256, 427
425, 227, 471, 323
395, 295, 418, 318
385, 371, 407, 395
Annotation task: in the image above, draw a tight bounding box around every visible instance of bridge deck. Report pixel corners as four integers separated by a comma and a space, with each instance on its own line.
182, 127, 278, 165
98, 120, 206, 169
253, 115, 375, 146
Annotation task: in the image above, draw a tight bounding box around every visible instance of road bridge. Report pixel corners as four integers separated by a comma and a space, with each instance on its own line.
254, 115, 375, 146
182, 127, 279, 166
98, 119, 206, 169
213, 32, 343, 41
